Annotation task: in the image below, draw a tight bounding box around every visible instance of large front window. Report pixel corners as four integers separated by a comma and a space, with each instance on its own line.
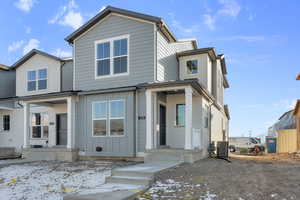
27, 68, 48, 91
93, 100, 125, 136
95, 36, 128, 78
31, 112, 49, 139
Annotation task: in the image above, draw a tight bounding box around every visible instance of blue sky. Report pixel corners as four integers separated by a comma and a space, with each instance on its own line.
0, 0, 299, 137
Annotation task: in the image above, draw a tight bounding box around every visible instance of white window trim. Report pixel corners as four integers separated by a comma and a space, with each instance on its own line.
186, 59, 199, 76
30, 112, 49, 139
94, 34, 130, 79
27, 68, 48, 92
92, 99, 126, 137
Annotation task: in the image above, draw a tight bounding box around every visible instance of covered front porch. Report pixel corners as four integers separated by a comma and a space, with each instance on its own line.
142, 80, 212, 162
21, 94, 77, 161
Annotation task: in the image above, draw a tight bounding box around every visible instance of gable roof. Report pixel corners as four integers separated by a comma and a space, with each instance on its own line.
279, 109, 294, 120
65, 6, 177, 44
176, 47, 217, 60
0, 64, 10, 71
11, 49, 61, 69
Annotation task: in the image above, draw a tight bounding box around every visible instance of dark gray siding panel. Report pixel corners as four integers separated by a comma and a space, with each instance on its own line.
75, 15, 155, 91
61, 61, 73, 91
75, 92, 135, 157
137, 91, 146, 152
0, 70, 15, 98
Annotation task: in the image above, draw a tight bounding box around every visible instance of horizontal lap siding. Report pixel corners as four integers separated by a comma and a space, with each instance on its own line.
75, 92, 135, 157
75, 15, 155, 91
156, 32, 194, 81
61, 61, 73, 91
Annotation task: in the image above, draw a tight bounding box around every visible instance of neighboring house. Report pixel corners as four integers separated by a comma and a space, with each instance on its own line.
268, 110, 296, 137
293, 74, 300, 151
0, 6, 230, 161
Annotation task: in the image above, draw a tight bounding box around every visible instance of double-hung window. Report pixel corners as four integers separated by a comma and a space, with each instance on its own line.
93, 100, 125, 136
3, 115, 10, 131
31, 112, 49, 139
27, 68, 48, 91
186, 60, 198, 75
176, 104, 185, 126
95, 36, 128, 78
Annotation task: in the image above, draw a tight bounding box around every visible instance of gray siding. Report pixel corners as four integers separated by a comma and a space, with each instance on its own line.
75, 91, 135, 157
75, 15, 155, 91
0, 70, 15, 98
156, 31, 194, 81
61, 60, 74, 91
137, 90, 146, 152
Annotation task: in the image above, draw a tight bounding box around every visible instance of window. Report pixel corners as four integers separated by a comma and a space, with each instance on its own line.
110, 100, 125, 136
95, 36, 128, 78
27, 69, 47, 91
186, 60, 198, 75
93, 100, 125, 136
3, 115, 10, 131
176, 104, 185, 126
31, 112, 49, 139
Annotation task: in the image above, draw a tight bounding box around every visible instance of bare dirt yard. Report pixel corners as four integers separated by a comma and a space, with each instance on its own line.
138, 154, 300, 200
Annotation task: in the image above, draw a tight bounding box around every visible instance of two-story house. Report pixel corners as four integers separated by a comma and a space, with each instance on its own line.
0, 6, 230, 162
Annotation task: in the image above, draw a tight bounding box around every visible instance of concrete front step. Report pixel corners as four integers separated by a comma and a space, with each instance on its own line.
106, 175, 152, 186
144, 149, 206, 163
112, 169, 154, 179
0, 147, 16, 158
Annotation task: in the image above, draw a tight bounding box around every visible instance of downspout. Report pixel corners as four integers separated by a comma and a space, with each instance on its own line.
208, 102, 214, 157
134, 89, 138, 157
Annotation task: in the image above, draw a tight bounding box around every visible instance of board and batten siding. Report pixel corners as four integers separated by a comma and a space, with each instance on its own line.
74, 14, 155, 91
156, 31, 194, 81
61, 60, 73, 91
75, 91, 135, 157
16, 54, 61, 97
0, 70, 15, 98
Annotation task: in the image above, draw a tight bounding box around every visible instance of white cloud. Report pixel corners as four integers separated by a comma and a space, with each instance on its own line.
23, 39, 40, 55
15, 0, 36, 13
218, 0, 241, 17
99, 6, 106, 12
218, 35, 265, 42
49, 0, 83, 30
25, 26, 31, 34
59, 10, 83, 30
203, 14, 216, 30
168, 13, 200, 36
273, 99, 297, 110
203, 0, 240, 30
53, 48, 72, 58
248, 13, 256, 21
8, 40, 24, 52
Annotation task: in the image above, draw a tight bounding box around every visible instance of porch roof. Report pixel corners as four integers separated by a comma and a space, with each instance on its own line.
137, 79, 216, 104
17, 91, 79, 101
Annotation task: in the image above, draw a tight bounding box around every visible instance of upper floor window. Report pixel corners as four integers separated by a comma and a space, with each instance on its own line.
95, 36, 129, 78
186, 60, 198, 75
27, 69, 48, 91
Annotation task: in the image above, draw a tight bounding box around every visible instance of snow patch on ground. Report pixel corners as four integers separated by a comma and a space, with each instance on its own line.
0, 161, 133, 200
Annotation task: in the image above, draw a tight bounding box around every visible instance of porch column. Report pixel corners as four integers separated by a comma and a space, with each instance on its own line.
23, 102, 30, 148
145, 90, 153, 150
67, 97, 75, 149
185, 87, 193, 150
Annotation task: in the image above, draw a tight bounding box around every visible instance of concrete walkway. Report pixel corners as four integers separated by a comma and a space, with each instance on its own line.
64, 161, 179, 200
0, 158, 34, 167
